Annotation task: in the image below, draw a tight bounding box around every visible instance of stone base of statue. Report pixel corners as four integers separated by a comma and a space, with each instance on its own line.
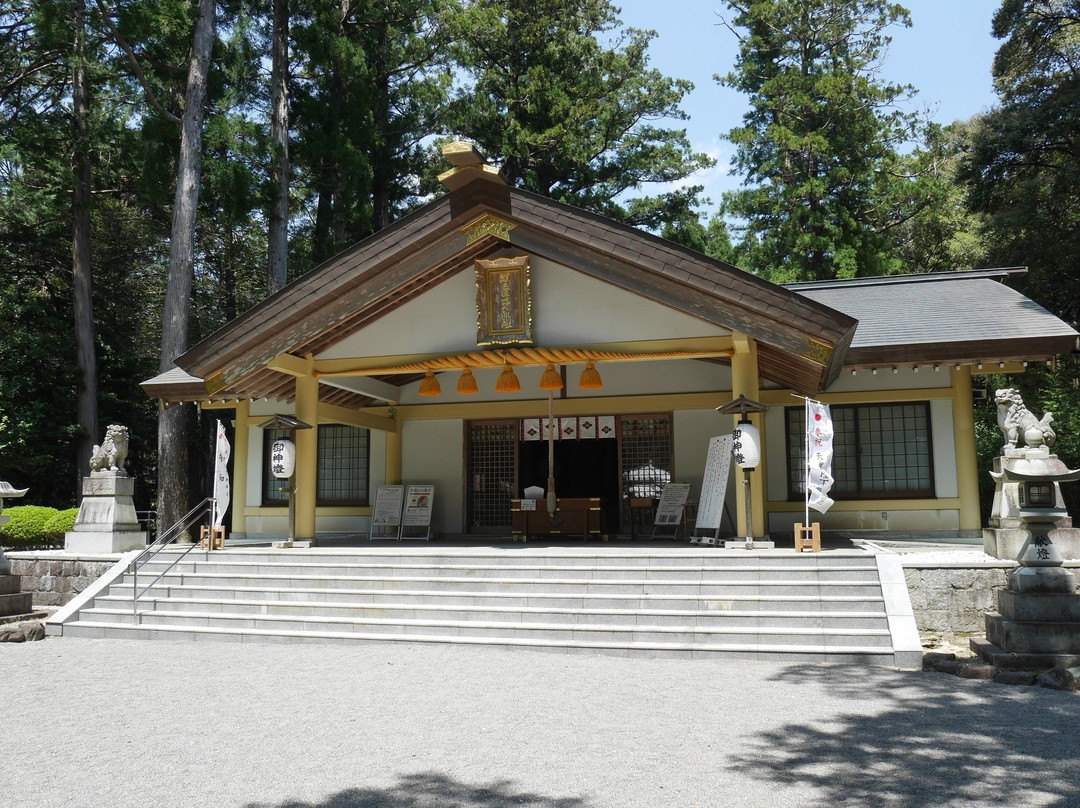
64, 472, 146, 553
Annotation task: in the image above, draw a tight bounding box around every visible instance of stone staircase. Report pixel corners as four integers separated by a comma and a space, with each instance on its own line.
46, 547, 922, 666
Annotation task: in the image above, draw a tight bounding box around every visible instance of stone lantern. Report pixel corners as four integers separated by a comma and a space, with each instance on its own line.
974, 389, 1080, 669
1, 479, 33, 617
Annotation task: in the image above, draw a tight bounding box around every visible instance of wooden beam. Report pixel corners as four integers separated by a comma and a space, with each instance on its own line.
267, 352, 309, 377
318, 401, 398, 433
319, 375, 400, 404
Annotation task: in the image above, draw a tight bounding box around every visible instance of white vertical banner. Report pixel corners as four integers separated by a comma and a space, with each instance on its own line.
806, 400, 835, 514
212, 420, 231, 527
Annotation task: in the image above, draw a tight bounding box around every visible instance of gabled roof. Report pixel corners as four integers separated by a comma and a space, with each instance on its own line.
787, 269, 1078, 368
148, 150, 859, 404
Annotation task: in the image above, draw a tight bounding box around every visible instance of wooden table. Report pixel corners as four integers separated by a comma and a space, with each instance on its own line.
510, 497, 605, 541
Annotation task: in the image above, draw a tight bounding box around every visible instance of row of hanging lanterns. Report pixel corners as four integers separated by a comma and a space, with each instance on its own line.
418, 361, 603, 397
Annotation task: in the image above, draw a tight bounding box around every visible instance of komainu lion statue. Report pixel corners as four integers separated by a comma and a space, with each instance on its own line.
89, 424, 130, 474
995, 388, 1055, 453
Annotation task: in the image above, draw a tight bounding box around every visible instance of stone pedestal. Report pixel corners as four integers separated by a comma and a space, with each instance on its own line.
974, 505, 1080, 670
974, 569, 1080, 670
65, 473, 146, 553
0, 512, 35, 619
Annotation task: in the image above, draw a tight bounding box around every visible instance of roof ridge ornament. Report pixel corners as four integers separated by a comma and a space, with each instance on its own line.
438, 141, 508, 191
462, 213, 515, 244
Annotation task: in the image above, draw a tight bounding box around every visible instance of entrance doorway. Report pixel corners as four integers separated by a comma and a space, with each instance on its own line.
465, 414, 673, 536
518, 438, 620, 530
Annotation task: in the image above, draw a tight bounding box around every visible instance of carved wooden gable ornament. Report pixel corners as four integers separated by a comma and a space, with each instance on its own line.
475, 254, 533, 346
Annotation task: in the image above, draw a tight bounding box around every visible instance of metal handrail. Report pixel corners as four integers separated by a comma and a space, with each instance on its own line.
130, 497, 216, 617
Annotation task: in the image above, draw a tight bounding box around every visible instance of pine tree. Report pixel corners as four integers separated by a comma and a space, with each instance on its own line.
717, 0, 937, 280
441, 0, 712, 228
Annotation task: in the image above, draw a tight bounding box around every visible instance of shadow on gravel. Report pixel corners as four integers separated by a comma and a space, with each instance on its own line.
728, 664, 1080, 808
243, 771, 590, 808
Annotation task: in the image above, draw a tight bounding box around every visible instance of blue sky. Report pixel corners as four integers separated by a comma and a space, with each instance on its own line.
613, 0, 1003, 211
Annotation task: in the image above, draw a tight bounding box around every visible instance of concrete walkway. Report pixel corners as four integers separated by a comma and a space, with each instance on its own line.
4, 637, 1079, 808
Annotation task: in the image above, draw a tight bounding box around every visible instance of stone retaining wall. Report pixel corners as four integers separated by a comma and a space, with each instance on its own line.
902, 565, 1011, 635
6, 552, 120, 608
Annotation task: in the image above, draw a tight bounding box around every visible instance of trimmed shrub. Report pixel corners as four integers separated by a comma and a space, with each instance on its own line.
42, 507, 79, 544
0, 505, 62, 549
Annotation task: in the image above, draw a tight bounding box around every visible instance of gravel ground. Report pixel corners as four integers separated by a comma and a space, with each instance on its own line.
4, 637, 1080, 808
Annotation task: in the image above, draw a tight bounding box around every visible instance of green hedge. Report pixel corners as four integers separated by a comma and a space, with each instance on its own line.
43, 508, 79, 542
0, 505, 69, 549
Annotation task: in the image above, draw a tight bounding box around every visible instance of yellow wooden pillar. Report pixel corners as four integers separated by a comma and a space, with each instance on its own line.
385, 412, 402, 485
294, 355, 319, 540
230, 400, 250, 538
730, 332, 765, 538
952, 364, 981, 534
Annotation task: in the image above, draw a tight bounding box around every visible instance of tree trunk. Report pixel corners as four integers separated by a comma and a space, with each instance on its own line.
72, 0, 98, 494
267, 0, 289, 294
157, 0, 216, 539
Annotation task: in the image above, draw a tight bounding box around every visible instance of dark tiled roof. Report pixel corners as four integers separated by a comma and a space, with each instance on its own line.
788, 270, 1078, 365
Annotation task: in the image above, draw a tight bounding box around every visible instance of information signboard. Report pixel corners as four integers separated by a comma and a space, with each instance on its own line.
652, 482, 692, 539
400, 484, 435, 540
694, 435, 734, 543
370, 485, 405, 539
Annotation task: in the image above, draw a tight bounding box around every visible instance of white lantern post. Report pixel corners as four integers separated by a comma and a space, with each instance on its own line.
717, 394, 771, 551
258, 415, 312, 546
732, 418, 761, 549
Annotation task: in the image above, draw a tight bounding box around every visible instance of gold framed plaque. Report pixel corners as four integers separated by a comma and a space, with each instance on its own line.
476, 255, 533, 346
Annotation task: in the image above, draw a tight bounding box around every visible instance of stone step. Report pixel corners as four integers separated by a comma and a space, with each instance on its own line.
0, 591, 33, 617
53, 620, 897, 663
136, 559, 879, 581
115, 572, 884, 597
103, 583, 887, 613
92, 594, 889, 630
74, 607, 896, 647
0, 575, 23, 596
148, 549, 876, 569
50, 548, 918, 666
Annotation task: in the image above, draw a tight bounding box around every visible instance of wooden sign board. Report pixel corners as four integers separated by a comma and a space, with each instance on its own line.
400, 484, 435, 540
652, 482, 692, 539
693, 435, 734, 543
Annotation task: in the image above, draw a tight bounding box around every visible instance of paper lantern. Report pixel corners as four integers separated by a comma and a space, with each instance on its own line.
732, 420, 760, 469
270, 438, 296, 479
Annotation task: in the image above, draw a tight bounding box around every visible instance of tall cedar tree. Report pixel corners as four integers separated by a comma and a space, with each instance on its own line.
156, 0, 215, 537
441, 0, 712, 229
962, 0, 1080, 327
960, 1, 1080, 517
717, 0, 933, 281
290, 0, 452, 264
1, 0, 162, 507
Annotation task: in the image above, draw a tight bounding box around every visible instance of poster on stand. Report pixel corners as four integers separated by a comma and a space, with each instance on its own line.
370, 485, 405, 539
653, 482, 692, 539
401, 484, 435, 540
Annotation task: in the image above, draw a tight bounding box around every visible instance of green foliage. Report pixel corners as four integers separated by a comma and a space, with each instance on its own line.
960, 1, 1080, 326
42, 507, 79, 542
0, 505, 62, 549
439, 0, 713, 229
717, 0, 954, 281
291, 0, 453, 262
